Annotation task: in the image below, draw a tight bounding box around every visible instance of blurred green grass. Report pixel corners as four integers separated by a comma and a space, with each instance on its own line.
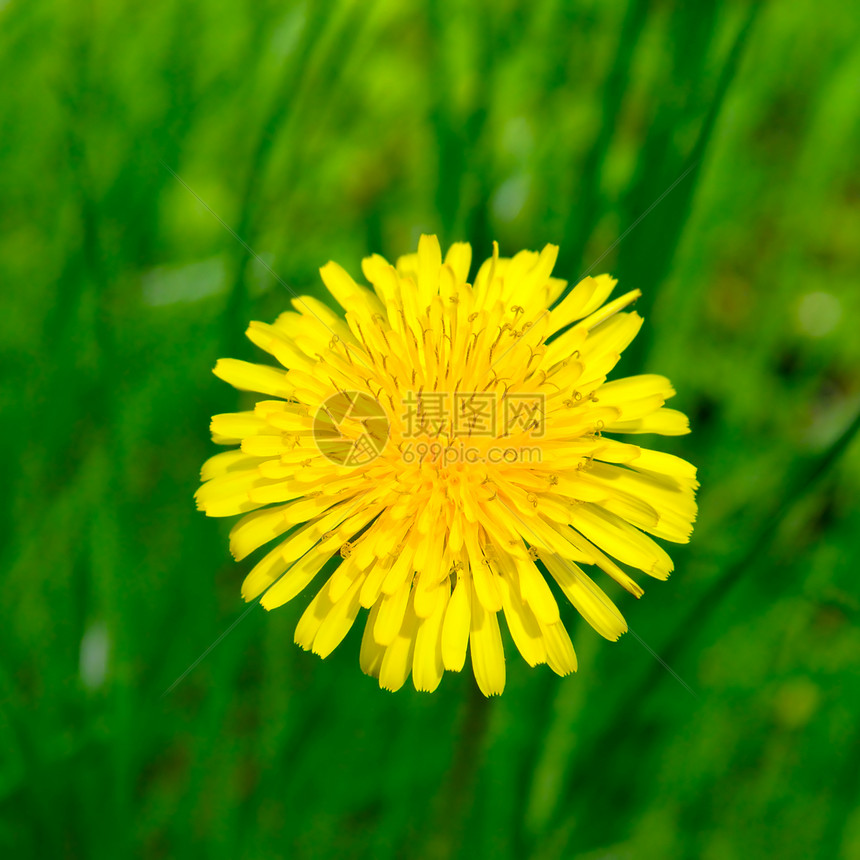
2, 0, 860, 858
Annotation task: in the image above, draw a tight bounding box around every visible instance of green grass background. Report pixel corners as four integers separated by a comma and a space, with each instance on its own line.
2, 0, 859, 857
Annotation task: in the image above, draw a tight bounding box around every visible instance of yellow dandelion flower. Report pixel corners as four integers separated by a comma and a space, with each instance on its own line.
196, 235, 698, 696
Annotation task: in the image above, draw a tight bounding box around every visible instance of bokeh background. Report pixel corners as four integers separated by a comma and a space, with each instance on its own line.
3, 0, 859, 857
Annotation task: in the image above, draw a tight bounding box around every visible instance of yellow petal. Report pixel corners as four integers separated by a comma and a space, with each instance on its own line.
239, 435, 292, 458
195, 470, 274, 518
213, 358, 292, 398
465, 528, 502, 612
605, 408, 691, 436
378, 596, 419, 692
472, 241, 499, 306
545, 276, 567, 306
498, 572, 546, 666
598, 374, 674, 403
412, 585, 448, 692
569, 504, 674, 579
394, 251, 418, 281
416, 234, 442, 304
312, 576, 363, 658
585, 461, 697, 542
577, 288, 641, 331
241, 542, 290, 602
200, 450, 265, 481
512, 553, 560, 625
229, 504, 295, 560
319, 261, 363, 310
381, 540, 417, 595
443, 242, 472, 284
374, 581, 412, 647
580, 311, 643, 360
245, 320, 314, 371
294, 582, 335, 651
291, 294, 349, 332
549, 274, 617, 331
541, 554, 627, 641
361, 254, 398, 305
441, 573, 471, 671
469, 582, 506, 697
210, 411, 270, 444
563, 529, 645, 597
244, 480, 310, 508
359, 558, 391, 608
542, 620, 577, 676
630, 448, 698, 485
260, 544, 335, 610
327, 556, 365, 603
413, 576, 447, 619
359, 603, 385, 678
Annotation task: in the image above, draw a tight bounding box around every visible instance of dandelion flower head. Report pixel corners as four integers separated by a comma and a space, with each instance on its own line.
196, 236, 698, 695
